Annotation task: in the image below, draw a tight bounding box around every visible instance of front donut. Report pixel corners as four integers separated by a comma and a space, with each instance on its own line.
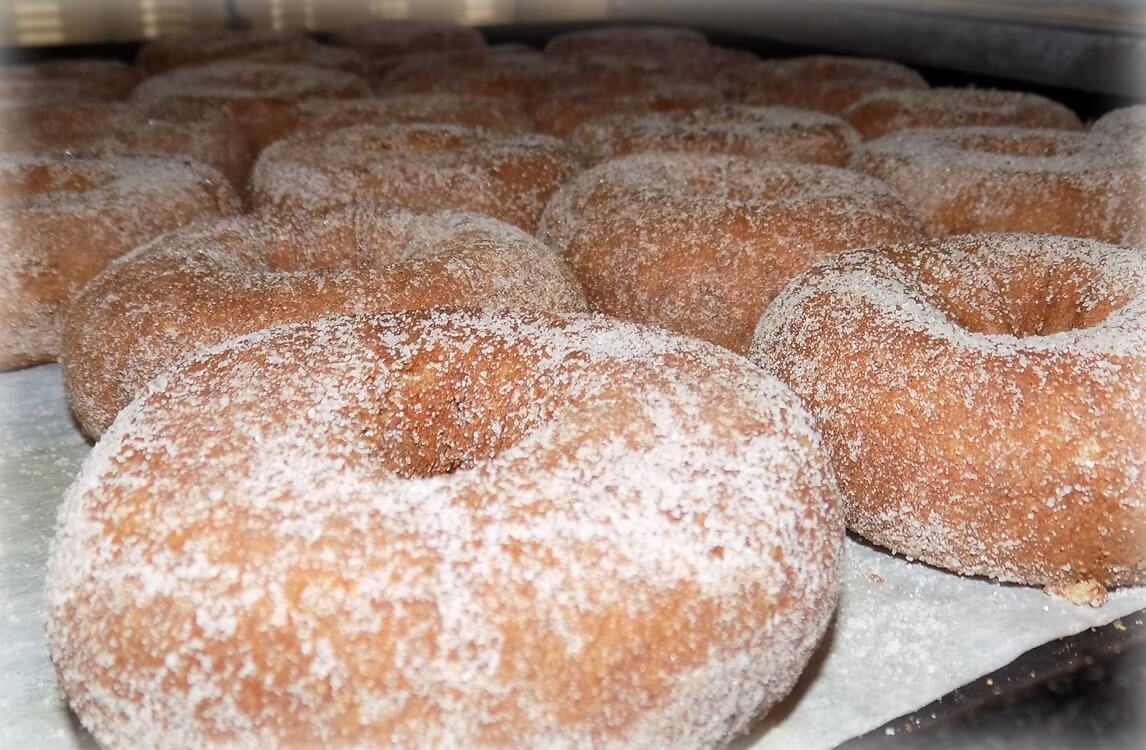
46, 309, 843, 749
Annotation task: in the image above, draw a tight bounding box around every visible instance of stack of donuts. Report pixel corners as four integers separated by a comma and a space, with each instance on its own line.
0, 18, 1140, 749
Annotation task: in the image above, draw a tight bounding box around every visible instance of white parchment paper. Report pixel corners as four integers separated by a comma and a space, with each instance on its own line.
2, 364, 1142, 749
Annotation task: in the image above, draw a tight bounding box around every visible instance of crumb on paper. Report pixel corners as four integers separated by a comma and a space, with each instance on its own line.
1045, 579, 1108, 607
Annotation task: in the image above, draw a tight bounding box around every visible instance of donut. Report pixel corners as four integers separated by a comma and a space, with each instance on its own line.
46, 307, 843, 748
135, 29, 314, 73
0, 154, 240, 370
130, 62, 370, 151
0, 59, 140, 105
544, 25, 709, 59
378, 53, 573, 106
63, 207, 588, 437
538, 153, 923, 353
1090, 104, 1146, 147
275, 94, 533, 143
844, 87, 1083, 139
737, 55, 928, 114
234, 40, 368, 75
0, 100, 252, 190
249, 123, 581, 232
365, 44, 541, 88
532, 79, 725, 137
860, 127, 1145, 245
749, 233, 1146, 605
570, 104, 860, 166
329, 18, 486, 58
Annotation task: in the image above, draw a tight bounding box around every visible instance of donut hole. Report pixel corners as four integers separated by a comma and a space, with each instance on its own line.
0, 162, 109, 195
955, 131, 1083, 158
923, 256, 1130, 337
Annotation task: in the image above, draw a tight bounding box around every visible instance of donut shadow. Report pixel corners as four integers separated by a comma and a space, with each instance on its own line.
728, 607, 840, 748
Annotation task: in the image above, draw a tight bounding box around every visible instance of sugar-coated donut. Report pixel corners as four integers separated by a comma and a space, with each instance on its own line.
844, 87, 1083, 139
1090, 105, 1146, 148
532, 79, 725, 137
379, 53, 574, 106
739, 55, 927, 114
329, 18, 486, 58
131, 62, 370, 150
234, 40, 368, 74
367, 44, 540, 90
570, 104, 860, 166
861, 127, 1145, 245
135, 29, 313, 73
538, 153, 923, 353
750, 233, 1146, 605
250, 123, 581, 232
63, 207, 588, 437
47, 308, 843, 749
276, 94, 533, 142
0, 59, 140, 105
544, 25, 709, 58
0, 100, 252, 190
0, 154, 240, 369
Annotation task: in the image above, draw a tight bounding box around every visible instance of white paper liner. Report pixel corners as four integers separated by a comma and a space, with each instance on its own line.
1, 364, 1142, 749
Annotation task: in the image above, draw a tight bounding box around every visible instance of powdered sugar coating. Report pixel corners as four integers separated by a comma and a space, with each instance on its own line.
538, 152, 923, 353
329, 18, 486, 58
46, 308, 843, 748
861, 127, 1145, 245
0, 154, 240, 369
276, 94, 533, 143
136, 29, 315, 73
532, 79, 726, 137
62, 207, 588, 436
130, 63, 370, 150
0, 100, 252, 189
1091, 105, 1146, 140
569, 104, 860, 165
365, 44, 540, 89
250, 123, 581, 232
544, 25, 708, 58
0, 59, 139, 105
844, 86, 1083, 139
379, 54, 577, 106
750, 233, 1146, 603
738, 55, 928, 114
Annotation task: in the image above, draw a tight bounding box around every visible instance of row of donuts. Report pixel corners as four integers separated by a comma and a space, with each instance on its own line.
10, 21, 1145, 750
3, 25, 1143, 373
9, 23, 1140, 606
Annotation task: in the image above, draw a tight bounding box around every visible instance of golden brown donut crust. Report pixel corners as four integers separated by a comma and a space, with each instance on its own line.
861, 127, 1145, 245
130, 62, 370, 151
845, 87, 1083, 139
249, 123, 581, 232
47, 309, 843, 748
740, 55, 928, 114
539, 153, 923, 353
0, 154, 240, 369
329, 18, 486, 58
750, 233, 1146, 604
0, 59, 140, 104
135, 29, 314, 73
0, 100, 252, 190
569, 103, 860, 166
62, 208, 588, 437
